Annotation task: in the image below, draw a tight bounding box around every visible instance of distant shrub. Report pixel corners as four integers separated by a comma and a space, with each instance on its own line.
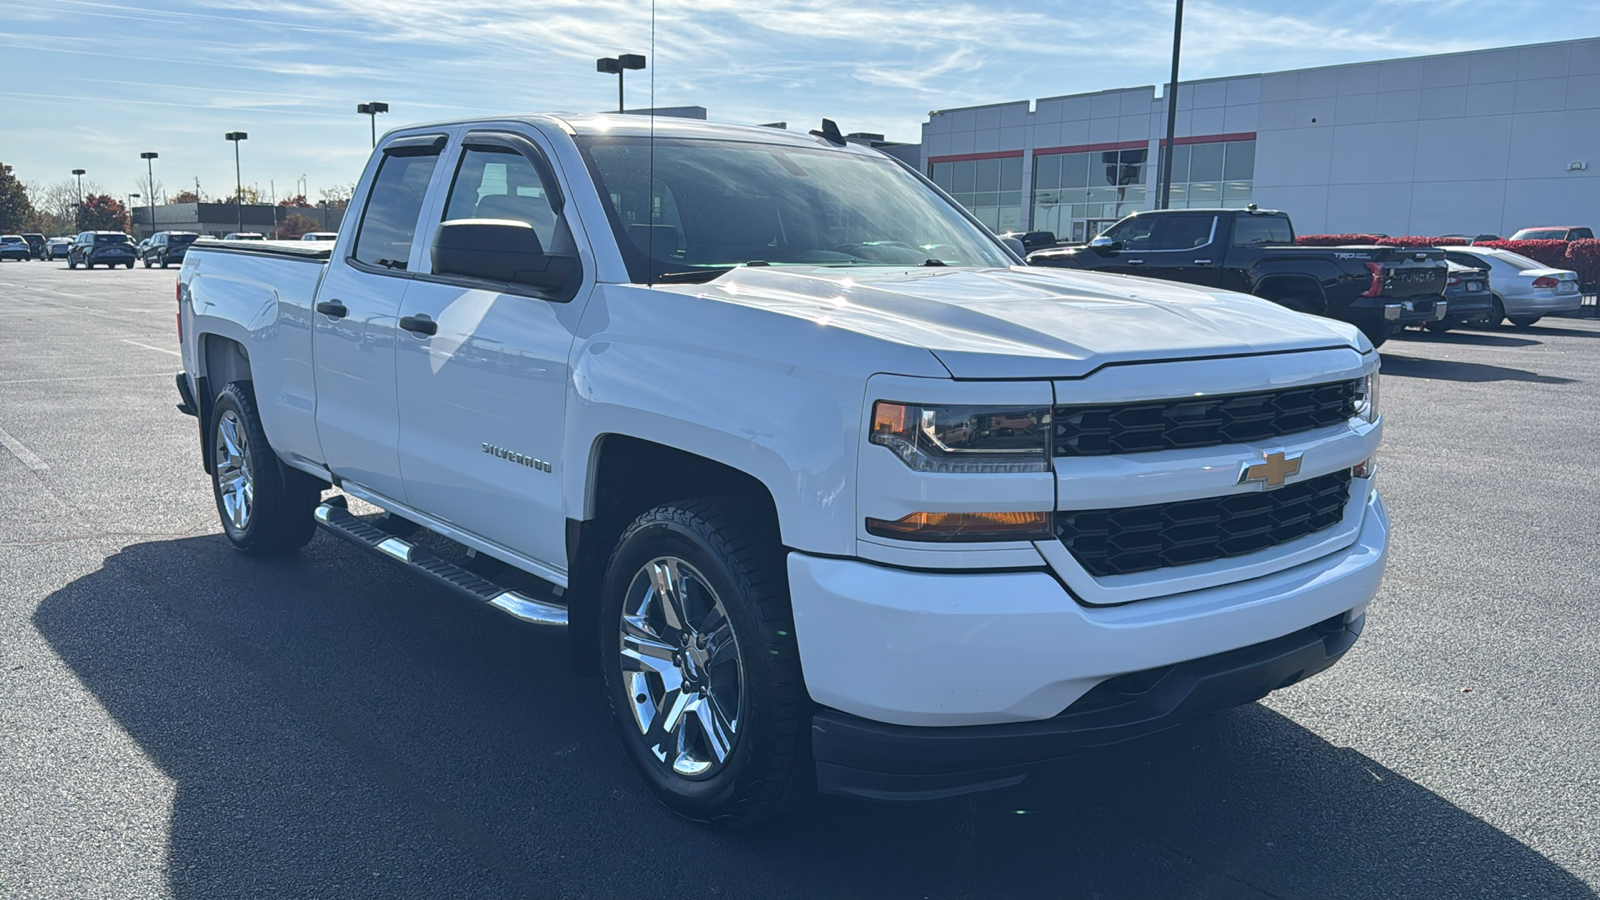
1559, 239, 1600, 289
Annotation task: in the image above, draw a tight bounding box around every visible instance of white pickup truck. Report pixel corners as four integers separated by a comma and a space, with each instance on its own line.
175, 114, 1387, 825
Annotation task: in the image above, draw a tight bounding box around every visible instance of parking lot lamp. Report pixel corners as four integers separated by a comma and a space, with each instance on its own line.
225, 132, 248, 233
141, 151, 159, 225
596, 54, 646, 113
357, 102, 389, 148
72, 168, 86, 208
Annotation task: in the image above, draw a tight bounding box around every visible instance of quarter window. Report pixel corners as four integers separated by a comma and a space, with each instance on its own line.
352, 149, 441, 271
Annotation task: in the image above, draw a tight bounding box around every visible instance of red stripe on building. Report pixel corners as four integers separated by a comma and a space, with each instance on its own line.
1159, 132, 1257, 146
925, 149, 1027, 164
1033, 140, 1149, 156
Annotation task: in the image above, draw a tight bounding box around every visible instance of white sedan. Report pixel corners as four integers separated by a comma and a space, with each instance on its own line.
1442, 247, 1584, 327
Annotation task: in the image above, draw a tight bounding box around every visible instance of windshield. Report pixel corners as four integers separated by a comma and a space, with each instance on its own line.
1510, 229, 1566, 240
1, 236, 22, 243
170, 233, 198, 244
573, 136, 1013, 283
94, 234, 130, 244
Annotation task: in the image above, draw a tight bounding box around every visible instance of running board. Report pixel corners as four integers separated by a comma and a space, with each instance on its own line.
314, 501, 568, 628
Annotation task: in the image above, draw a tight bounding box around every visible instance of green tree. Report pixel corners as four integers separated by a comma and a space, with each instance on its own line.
77, 194, 129, 232
0, 169, 41, 233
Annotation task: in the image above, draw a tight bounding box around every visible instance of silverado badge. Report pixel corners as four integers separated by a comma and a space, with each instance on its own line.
1237, 451, 1302, 490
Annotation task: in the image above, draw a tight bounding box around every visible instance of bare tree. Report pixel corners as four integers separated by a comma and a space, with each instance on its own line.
318, 181, 357, 208
31, 178, 104, 234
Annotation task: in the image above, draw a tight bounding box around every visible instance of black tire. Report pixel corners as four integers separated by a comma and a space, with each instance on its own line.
209, 381, 322, 555
1359, 323, 1391, 348
600, 498, 811, 827
143, 256, 152, 268
1491, 296, 1506, 326
83, 259, 92, 269
160, 255, 169, 269
1509, 316, 1541, 328
67, 256, 77, 269
125, 261, 134, 269
1425, 321, 1453, 333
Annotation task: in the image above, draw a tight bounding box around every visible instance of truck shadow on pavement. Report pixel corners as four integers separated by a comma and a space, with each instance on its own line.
1378, 353, 1577, 384
1389, 330, 1541, 348
34, 535, 1597, 900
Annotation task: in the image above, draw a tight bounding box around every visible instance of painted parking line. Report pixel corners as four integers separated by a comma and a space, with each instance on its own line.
0, 423, 48, 471
122, 339, 181, 357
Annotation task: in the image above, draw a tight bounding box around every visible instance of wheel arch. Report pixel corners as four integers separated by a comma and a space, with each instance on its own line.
1252, 274, 1329, 314
565, 434, 782, 677
193, 333, 252, 473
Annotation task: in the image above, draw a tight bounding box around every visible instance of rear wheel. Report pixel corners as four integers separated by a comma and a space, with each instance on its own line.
125, 260, 134, 269
1509, 316, 1541, 328
1491, 296, 1506, 326
210, 381, 322, 555
600, 498, 811, 827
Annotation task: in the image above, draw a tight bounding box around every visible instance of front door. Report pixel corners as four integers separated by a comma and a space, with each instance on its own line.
393, 129, 586, 574
312, 137, 445, 501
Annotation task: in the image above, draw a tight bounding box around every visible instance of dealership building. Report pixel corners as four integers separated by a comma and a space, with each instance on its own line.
921, 37, 1600, 242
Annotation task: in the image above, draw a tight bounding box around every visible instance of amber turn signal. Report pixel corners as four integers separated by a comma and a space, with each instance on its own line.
865, 510, 1054, 542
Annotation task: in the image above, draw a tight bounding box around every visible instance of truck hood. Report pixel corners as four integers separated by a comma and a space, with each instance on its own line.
669, 266, 1364, 379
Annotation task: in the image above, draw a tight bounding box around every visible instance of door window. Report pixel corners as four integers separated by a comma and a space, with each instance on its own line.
442, 146, 560, 252
351, 150, 441, 271
1153, 214, 1216, 250
1231, 215, 1293, 246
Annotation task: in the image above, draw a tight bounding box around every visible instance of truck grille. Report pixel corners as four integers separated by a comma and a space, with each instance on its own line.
1057, 470, 1352, 577
1053, 381, 1358, 457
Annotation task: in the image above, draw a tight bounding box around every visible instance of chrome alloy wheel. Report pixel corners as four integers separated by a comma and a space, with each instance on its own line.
619, 557, 744, 779
213, 408, 255, 531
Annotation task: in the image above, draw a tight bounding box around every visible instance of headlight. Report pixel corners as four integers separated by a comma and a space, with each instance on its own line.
870, 402, 1051, 473
1353, 371, 1380, 424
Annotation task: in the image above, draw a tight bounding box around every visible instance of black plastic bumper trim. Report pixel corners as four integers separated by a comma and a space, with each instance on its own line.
812, 612, 1363, 801
175, 371, 198, 417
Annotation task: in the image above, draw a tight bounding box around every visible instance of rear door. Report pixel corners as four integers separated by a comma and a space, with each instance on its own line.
392, 128, 589, 575
311, 134, 446, 502
1133, 212, 1223, 287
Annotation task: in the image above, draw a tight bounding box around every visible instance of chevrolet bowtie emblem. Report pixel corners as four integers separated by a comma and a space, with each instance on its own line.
1237, 451, 1303, 490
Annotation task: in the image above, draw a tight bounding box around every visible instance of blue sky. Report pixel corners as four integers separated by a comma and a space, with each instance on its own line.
3, 0, 1598, 206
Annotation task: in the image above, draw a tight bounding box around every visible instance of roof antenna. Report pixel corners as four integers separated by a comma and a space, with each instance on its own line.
645, 0, 657, 288
810, 118, 846, 146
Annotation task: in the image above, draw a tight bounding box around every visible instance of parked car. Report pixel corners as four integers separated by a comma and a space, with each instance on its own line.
1028, 206, 1448, 347
1508, 226, 1593, 242
176, 113, 1387, 826
1422, 260, 1494, 332
142, 231, 200, 268
222, 232, 266, 241
67, 231, 136, 269
46, 236, 73, 260
299, 231, 339, 241
997, 230, 1057, 252
21, 232, 47, 259
1443, 247, 1584, 327
0, 235, 32, 261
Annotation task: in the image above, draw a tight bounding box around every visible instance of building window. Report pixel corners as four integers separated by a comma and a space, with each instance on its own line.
1031, 148, 1147, 242
1164, 139, 1254, 211
930, 156, 1023, 232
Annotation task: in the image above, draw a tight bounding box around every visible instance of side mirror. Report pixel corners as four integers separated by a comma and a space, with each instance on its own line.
1088, 235, 1117, 251
1001, 236, 1026, 258
431, 219, 574, 291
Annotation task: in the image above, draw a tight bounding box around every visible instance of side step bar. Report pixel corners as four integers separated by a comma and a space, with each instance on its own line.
314, 500, 568, 628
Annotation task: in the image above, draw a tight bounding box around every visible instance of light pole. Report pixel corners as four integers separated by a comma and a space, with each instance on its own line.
1156, 0, 1184, 210
140, 151, 159, 232
71, 168, 85, 205
225, 132, 247, 233
356, 102, 388, 148
318, 199, 328, 231
596, 54, 646, 113
128, 194, 140, 236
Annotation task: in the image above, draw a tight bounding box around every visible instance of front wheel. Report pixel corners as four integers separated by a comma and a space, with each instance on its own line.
600, 498, 811, 827
83, 260, 92, 269
210, 381, 322, 555
143, 256, 152, 268
160, 256, 170, 269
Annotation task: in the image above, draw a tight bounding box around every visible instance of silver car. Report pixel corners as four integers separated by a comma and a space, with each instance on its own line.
1443, 247, 1583, 328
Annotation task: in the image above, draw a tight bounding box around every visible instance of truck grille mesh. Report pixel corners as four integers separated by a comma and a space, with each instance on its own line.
1057, 470, 1353, 577
1053, 381, 1358, 457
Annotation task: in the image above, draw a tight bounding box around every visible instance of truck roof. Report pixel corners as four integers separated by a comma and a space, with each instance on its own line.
386, 113, 889, 158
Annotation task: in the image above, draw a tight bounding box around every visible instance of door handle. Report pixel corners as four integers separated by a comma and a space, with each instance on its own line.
1194, 259, 1212, 265
1126, 260, 1145, 266
399, 314, 437, 336
315, 299, 347, 319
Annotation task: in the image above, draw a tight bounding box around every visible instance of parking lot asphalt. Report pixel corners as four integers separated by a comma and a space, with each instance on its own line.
0, 259, 1596, 899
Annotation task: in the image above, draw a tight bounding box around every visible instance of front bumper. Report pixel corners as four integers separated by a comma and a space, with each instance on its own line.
790, 488, 1388, 797
814, 610, 1362, 800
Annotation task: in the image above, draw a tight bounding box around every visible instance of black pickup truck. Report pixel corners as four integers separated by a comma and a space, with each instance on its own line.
1027, 207, 1448, 347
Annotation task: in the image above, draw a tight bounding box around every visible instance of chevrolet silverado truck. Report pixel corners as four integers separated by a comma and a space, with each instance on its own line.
1028, 207, 1448, 347
174, 115, 1387, 826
